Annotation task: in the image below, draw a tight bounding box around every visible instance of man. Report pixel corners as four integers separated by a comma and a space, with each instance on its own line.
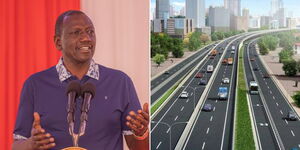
12, 10, 149, 150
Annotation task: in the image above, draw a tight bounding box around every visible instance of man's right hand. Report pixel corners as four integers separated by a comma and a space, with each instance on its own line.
28, 112, 56, 150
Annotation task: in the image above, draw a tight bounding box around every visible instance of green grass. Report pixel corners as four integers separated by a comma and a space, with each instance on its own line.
151, 82, 179, 115
235, 45, 255, 150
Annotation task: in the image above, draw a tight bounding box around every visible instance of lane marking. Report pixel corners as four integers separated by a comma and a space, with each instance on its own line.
285, 119, 288, 125
273, 96, 275, 100
210, 116, 213, 122
291, 130, 295, 137
270, 91, 272, 94
276, 103, 279, 106
156, 141, 162, 149
216, 100, 218, 103
181, 106, 184, 111
174, 116, 178, 121
280, 110, 283, 115
213, 107, 216, 111
206, 128, 210, 134
191, 93, 193, 96
186, 99, 189, 103
166, 128, 170, 133
202, 142, 206, 150
267, 86, 269, 89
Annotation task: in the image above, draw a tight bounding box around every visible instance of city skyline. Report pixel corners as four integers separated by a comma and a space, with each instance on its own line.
151, 0, 300, 18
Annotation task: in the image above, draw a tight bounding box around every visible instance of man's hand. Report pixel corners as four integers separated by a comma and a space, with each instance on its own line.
126, 103, 149, 136
28, 112, 56, 150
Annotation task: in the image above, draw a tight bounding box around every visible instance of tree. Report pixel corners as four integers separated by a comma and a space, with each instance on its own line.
279, 49, 293, 63
172, 38, 184, 58
200, 34, 210, 45
215, 32, 225, 40
297, 60, 300, 73
211, 33, 218, 41
188, 32, 201, 51
263, 35, 279, 51
292, 91, 300, 107
278, 32, 295, 50
153, 54, 165, 67
282, 59, 297, 76
258, 40, 269, 55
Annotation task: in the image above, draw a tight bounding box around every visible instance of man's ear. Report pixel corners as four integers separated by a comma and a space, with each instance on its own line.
54, 35, 62, 51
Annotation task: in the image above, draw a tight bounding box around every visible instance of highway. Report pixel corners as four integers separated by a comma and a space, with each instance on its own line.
151, 44, 215, 104
177, 38, 241, 150
244, 38, 300, 150
151, 34, 246, 150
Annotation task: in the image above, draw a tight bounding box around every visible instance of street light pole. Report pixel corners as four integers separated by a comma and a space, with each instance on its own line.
182, 86, 201, 109
151, 121, 188, 150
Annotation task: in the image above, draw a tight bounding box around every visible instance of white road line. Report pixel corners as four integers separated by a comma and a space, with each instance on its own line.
166, 128, 170, 133
273, 96, 275, 100
298, 144, 300, 148
291, 130, 295, 137
174, 116, 178, 121
191, 93, 193, 96
280, 110, 283, 115
285, 119, 288, 125
206, 128, 210, 134
216, 100, 218, 103
276, 103, 279, 106
213, 107, 216, 111
156, 141, 162, 149
181, 106, 184, 111
186, 99, 189, 103
210, 116, 213, 122
267, 86, 269, 89
270, 91, 272, 94
202, 142, 206, 150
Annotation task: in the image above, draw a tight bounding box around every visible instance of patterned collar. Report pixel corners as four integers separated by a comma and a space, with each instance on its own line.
55, 57, 99, 82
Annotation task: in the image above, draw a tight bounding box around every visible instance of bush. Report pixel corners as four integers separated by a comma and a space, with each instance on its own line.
258, 40, 269, 55
292, 91, 300, 107
282, 59, 297, 76
153, 54, 165, 67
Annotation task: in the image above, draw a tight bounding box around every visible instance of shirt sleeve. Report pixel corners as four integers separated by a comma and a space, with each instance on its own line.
13, 78, 35, 139
121, 75, 142, 135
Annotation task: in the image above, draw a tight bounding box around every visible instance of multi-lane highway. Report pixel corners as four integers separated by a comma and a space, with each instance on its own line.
244, 38, 300, 150
151, 29, 299, 150
151, 34, 246, 150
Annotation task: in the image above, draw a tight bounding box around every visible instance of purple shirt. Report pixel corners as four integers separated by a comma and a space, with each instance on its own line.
14, 62, 141, 150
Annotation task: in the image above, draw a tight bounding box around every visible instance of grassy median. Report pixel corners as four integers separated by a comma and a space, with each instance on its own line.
235, 45, 255, 150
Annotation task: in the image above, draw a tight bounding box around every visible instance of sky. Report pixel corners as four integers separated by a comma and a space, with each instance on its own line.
150, 0, 300, 18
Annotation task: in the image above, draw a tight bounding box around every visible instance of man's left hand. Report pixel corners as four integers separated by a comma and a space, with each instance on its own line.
126, 103, 149, 136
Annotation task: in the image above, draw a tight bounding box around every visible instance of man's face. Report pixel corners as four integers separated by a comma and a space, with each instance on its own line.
56, 14, 96, 64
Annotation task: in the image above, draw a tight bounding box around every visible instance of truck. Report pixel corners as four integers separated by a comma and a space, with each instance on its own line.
211, 49, 217, 56
218, 87, 228, 100
232, 45, 235, 50
227, 58, 233, 65
207, 65, 214, 73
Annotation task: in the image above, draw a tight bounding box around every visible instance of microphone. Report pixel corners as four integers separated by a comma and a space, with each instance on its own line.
66, 81, 81, 135
79, 82, 96, 136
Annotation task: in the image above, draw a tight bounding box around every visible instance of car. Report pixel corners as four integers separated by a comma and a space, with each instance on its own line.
202, 103, 212, 111
180, 91, 189, 98
164, 71, 170, 74
195, 73, 203, 78
210, 56, 215, 59
253, 67, 258, 71
263, 73, 270, 78
250, 58, 255, 61
199, 78, 207, 85
222, 59, 228, 64
222, 77, 230, 84
219, 51, 223, 55
287, 111, 297, 121
231, 50, 235, 54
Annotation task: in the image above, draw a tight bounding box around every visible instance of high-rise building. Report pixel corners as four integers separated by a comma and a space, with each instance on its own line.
170, 5, 175, 17
166, 18, 194, 38
186, 0, 205, 29
224, 0, 241, 16
179, 6, 185, 16
208, 6, 230, 32
260, 16, 271, 28
156, 0, 170, 19
270, 0, 286, 27
230, 8, 248, 31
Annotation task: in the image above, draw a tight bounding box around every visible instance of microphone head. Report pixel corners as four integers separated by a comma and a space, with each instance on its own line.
66, 81, 81, 97
81, 82, 96, 98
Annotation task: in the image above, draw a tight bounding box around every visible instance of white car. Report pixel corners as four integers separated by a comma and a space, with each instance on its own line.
180, 91, 189, 98
231, 50, 235, 54
222, 77, 230, 84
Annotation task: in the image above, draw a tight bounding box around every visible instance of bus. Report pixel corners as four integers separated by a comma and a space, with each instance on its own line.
249, 81, 259, 94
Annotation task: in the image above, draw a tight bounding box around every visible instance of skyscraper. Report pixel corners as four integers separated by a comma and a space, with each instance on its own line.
156, 0, 170, 19
186, 0, 205, 29
270, 0, 285, 27
224, 0, 241, 16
